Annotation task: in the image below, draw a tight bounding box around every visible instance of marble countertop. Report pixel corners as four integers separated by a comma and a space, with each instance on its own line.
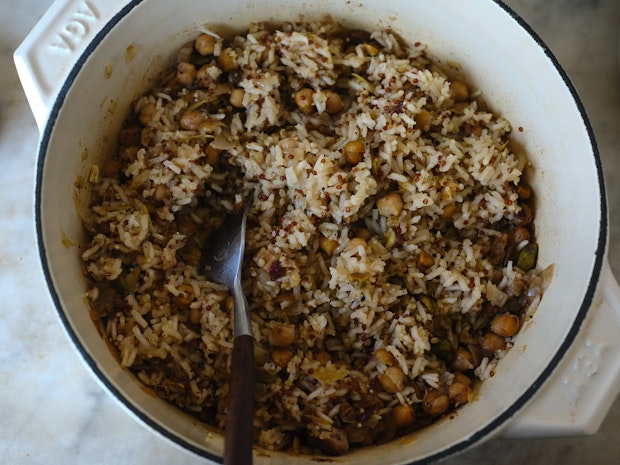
1, 0, 619, 463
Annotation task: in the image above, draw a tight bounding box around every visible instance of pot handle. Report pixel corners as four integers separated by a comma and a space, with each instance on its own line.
503, 259, 620, 437
13, 0, 124, 130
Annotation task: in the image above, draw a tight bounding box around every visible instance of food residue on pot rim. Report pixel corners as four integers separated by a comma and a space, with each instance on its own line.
104, 61, 113, 78
125, 43, 138, 62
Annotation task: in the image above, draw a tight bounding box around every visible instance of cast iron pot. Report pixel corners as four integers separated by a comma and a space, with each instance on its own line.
15, 0, 620, 463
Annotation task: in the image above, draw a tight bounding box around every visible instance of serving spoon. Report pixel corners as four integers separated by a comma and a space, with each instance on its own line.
202, 192, 254, 465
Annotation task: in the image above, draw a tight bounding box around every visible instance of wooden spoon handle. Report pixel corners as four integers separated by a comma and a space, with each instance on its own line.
224, 334, 255, 465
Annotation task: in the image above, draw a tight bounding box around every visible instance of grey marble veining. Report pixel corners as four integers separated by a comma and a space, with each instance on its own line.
1, 0, 619, 464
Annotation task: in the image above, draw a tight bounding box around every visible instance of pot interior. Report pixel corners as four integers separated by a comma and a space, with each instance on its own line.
36, 0, 604, 463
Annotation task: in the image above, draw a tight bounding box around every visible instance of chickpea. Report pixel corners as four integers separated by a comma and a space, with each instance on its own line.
271, 348, 294, 368
121, 147, 139, 163
100, 158, 122, 178
461, 122, 483, 138
118, 127, 141, 146
375, 348, 397, 366
416, 250, 434, 269
514, 203, 533, 226
452, 346, 474, 371
453, 371, 472, 387
441, 202, 456, 219
353, 228, 372, 241
176, 61, 196, 85
315, 350, 332, 364
217, 47, 236, 72
422, 389, 450, 417
375, 348, 396, 366
378, 366, 405, 393
517, 183, 532, 200
453, 101, 470, 114
295, 88, 314, 113
319, 236, 339, 255
512, 226, 531, 245
479, 332, 506, 356
189, 307, 202, 325
359, 42, 378, 56
450, 80, 470, 102
229, 88, 245, 108
491, 313, 521, 337
139, 102, 158, 127
448, 382, 472, 406
174, 283, 195, 307
180, 108, 206, 130
414, 109, 433, 131
195, 33, 216, 56
392, 404, 415, 428
204, 145, 220, 165
269, 323, 296, 347
343, 140, 365, 165
345, 237, 368, 252
377, 192, 404, 217
324, 90, 344, 114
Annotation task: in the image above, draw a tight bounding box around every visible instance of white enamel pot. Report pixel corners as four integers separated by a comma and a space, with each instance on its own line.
15, 0, 620, 463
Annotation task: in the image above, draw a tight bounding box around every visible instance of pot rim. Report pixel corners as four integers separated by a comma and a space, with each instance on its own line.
33, 0, 608, 463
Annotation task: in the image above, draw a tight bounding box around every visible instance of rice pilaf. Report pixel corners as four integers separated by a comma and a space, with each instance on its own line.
82, 20, 545, 455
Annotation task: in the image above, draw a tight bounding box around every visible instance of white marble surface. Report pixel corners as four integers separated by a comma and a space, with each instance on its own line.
1, 0, 619, 463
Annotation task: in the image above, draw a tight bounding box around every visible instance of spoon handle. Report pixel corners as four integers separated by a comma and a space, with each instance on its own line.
224, 333, 254, 465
